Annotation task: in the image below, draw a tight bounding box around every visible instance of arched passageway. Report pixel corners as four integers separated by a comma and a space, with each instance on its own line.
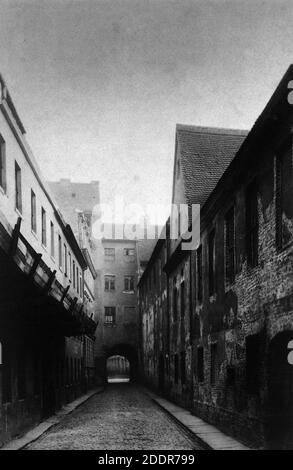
266, 330, 293, 449
107, 355, 130, 383
105, 343, 139, 383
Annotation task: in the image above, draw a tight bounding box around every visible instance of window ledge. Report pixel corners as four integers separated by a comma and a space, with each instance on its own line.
0, 185, 7, 196
31, 229, 38, 241
15, 207, 22, 218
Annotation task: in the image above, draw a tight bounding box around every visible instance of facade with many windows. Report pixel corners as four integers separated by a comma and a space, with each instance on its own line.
48, 182, 99, 394
94, 228, 150, 382
139, 67, 293, 449
0, 74, 97, 445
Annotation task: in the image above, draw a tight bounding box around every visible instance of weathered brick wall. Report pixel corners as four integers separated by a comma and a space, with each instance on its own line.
192, 125, 293, 448
139, 240, 168, 391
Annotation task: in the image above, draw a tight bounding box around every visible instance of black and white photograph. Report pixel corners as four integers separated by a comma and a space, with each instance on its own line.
0, 0, 293, 454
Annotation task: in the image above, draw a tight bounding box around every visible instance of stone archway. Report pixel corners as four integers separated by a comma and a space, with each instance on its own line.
107, 355, 130, 382
105, 343, 139, 383
266, 330, 293, 449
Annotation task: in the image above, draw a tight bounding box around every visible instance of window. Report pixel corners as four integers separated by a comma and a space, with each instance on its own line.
124, 306, 135, 316
70, 357, 73, 383
64, 244, 67, 275
68, 252, 72, 279
33, 351, 40, 395
58, 235, 62, 268
124, 275, 134, 292
124, 248, 135, 256
174, 354, 179, 384
0, 135, 6, 192
226, 366, 236, 386
180, 280, 185, 318
153, 264, 156, 286
197, 347, 204, 383
276, 141, 293, 249
2, 344, 12, 403
104, 248, 115, 260
105, 306, 116, 324
50, 222, 54, 257
73, 260, 76, 288
17, 354, 26, 399
180, 351, 186, 385
80, 274, 83, 296
210, 342, 218, 385
66, 358, 70, 385
177, 159, 180, 179
173, 278, 177, 321
31, 190, 37, 233
196, 245, 203, 302
246, 181, 258, 266
208, 229, 215, 296
15, 161, 22, 212
105, 275, 115, 291
246, 334, 260, 395
41, 207, 46, 246
225, 207, 235, 284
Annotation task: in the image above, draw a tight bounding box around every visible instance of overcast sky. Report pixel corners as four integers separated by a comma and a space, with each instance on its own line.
1, 0, 293, 217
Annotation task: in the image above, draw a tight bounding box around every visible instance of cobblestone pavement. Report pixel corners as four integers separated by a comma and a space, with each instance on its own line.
26, 383, 204, 450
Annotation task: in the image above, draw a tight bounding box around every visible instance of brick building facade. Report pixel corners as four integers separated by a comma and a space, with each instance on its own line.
139, 66, 293, 449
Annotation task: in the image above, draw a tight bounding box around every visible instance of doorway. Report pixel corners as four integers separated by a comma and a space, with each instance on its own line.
266, 330, 293, 449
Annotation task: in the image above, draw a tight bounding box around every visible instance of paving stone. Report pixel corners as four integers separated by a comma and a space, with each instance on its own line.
25, 384, 204, 450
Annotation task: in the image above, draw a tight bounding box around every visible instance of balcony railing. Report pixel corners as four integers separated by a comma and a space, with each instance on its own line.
9, 217, 97, 335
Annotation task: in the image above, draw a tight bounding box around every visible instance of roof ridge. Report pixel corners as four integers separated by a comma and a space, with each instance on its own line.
176, 123, 248, 136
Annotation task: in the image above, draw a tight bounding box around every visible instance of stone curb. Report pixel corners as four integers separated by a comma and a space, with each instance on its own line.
142, 387, 251, 451
1, 386, 105, 451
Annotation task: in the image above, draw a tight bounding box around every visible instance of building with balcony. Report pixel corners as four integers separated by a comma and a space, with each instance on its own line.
49, 181, 99, 392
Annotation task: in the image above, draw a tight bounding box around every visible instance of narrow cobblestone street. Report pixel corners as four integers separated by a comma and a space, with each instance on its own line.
26, 384, 204, 450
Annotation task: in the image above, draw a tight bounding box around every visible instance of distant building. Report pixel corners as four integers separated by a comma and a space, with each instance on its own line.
49, 179, 100, 235
93, 222, 158, 382
94, 226, 139, 381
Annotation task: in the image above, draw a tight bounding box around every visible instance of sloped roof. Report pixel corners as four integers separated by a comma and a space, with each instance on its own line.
137, 238, 158, 264
176, 124, 248, 206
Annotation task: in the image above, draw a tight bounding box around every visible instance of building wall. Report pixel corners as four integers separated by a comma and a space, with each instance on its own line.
49, 179, 99, 393
192, 127, 293, 447
94, 237, 139, 380
0, 104, 84, 303
139, 239, 169, 390
138, 71, 293, 449
0, 76, 91, 446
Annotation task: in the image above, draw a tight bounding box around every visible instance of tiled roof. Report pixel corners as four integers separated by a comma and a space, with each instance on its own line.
176, 124, 248, 206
